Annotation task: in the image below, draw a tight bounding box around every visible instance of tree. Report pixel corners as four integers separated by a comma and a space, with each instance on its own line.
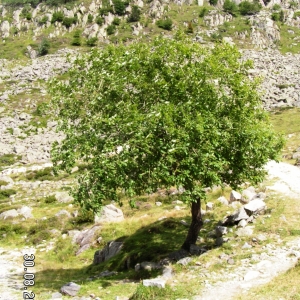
128, 5, 141, 22
49, 35, 284, 252
239, 0, 261, 15
223, 0, 239, 16
38, 38, 50, 56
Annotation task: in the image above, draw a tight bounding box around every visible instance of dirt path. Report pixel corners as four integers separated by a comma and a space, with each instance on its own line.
0, 247, 36, 300
197, 161, 300, 300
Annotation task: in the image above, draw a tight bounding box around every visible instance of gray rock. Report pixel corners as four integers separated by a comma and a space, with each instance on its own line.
206, 202, 214, 211
244, 199, 266, 215
94, 204, 124, 223
0, 209, 18, 219
52, 292, 63, 299
216, 237, 224, 246
162, 266, 173, 279
190, 244, 206, 255
17, 206, 33, 219
76, 244, 91, 256
177, 257, 192, 266
55, 209, 71, 218
215, 226, 228, 237
76, 225, 101, 247
55, 191, 74, 203
236, 227, 254, 237
237, 219, 248, 228
93, 241, 123, 264
60, 282, 81, 296
217, 196, 228, 206
230, 190, 242, 203
143, 278, 166, 288
98, 270, 117, 277
140, 261, 161, 271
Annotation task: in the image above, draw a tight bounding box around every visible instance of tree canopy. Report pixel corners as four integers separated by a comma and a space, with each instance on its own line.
49, 35, 283, 250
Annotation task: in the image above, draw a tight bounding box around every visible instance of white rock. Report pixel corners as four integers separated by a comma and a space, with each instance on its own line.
143, 278, 166, 288
230, 190, 242, 203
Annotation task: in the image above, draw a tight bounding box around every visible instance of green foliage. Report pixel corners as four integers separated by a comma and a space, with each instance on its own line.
112, 17, 121, 26
199, 7, 210, 17
0, 224, 26, 239
99, 7, 114, 16
38, 15, 49, 26
0, 189, 17, 200
49, 35, 284, 215
38, 38, 50, 56
44, 195, 57, 204
96, 16, 105, 26
52, 236, 78, 262
51, 11, 64, 24
272, 4, 281, 11
0, 154, 20, 167
280, 9, 285, 22
112, 0, 128, 15
156, 18, 173, 30
272, 12, 280, 21
128, 5, 141, 22
223, 0, 239, 16
107, 24, 116, 35
1, 0, 76, 7
294, 11, 300, 19
130, 284, 179, 299
62, 17, 77, 28
289, 1, 298, 9
87, 14, 93, 23
72, 210, 94, 224
33, 102, 48, 116
25, 167, 54, 181
0, 180, 9, 187
71, 30, 82, 46
239, 0, 261, 15
209, 0, 218, 5
86, 37, 98, 47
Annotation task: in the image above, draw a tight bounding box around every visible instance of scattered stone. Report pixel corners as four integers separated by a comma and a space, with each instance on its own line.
215, 226, 228, 237
60, 282, 81, 296
242, 242, 252, 249
206, 202, 214, 211
217, 196, 228, 206
244, 199, 266, 216
143, 278, 166, 288
236, 227, 254, 237
177, 257, 192, 266
155, 201, 162, 206
52, 292, 63, 299
17, 206, 33, 219
55, 209, 71, 218
230, 190, 242, 203
162, 266, 173, 279
94, 204, 124, 223
237, 219, 247, 228
0, 209, 18, 220
98, 270, 117, 277
54, 191, 74, 203
227, 258, 235, 265
93, 241, 123, 264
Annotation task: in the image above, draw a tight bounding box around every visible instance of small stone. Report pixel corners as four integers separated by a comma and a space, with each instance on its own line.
206, 202, 214, 211
156, 202, 162, 206
230, 190, 242, 203
227, 258, 235, 265
52, 292, 63, 299
60, 282, 81, 296
217, 196, 228, 206
143, 278, 166, 288
215, 226, 228, 237
177, 257, 192, 266
238, 219, 247, 228
236, 227, 254, 237
242, 242, 252, 249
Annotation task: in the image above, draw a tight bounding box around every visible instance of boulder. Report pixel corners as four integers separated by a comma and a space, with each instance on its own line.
17, 206, 33, 219
93, 241, 123, 264
215, 226, 228, 237
143, 278, 166, 288
60, 282, 80, 296
217, 196, 228, 206
94, 204, 124, 223
0, 209, 18, 219
230, 190, 242, 203
244, 199, 266, 216
54, 191, 74, 203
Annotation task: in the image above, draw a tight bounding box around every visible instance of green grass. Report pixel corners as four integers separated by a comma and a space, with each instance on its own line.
277, 24, 300, 54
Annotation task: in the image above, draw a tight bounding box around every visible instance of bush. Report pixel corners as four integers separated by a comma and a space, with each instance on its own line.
239, 0, 261, 15
209, 0, 218, 5
62, 17, 75, 28
113, 0, 127, 15
26, 167, 54, 181
0, 189, 17, 200
186, 21, 193, 34
71, 30, 82, 46
86, 37, 98, 47
51, 11, 64, 23
271, 12, 280, 21
128, 5, 141, 22
199, 7, 209, 17
156, 18, 173, 30
96, 16, 104, 26
38, 15, 48, 26
106, 24, 116, 35
87, 13, 93, 23
272, 4, 281, 11
73, 210, 94, 224
0, 180, 9, 187
38, 38, 50, 56
223, 0, 239, 16
44, 195, 56, 204
99, 7, 114, 16
0, 154, 20, 167
112, 17, 121, 25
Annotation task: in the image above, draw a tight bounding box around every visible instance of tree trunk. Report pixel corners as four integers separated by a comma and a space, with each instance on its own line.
181, 197, 203, 251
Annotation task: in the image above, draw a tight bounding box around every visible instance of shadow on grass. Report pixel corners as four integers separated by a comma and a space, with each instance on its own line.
34, 213, 222, 297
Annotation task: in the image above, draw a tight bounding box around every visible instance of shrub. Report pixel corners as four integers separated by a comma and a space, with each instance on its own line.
199, 7, 209, 17
106, 24, 116, 35
0, 189, 17, 200
272, 4, 281, 11
99, 7, 114, 16
271, 12, 280, 21
209, 0, 218, 5
71, 30, 82, 46
73, 210, 94, 224
0, 154, 19, 167
186, 21, 193, 33
38, 38, 50, 56
239, 0, 261, 15
96, 16, 104, 26
86, 37, 98, 47
38, 15, 48, 26
294, 11, 300, 19
51, 11, 64, 23
44, 195, 57, 204
156, 18, 173, 30
87, 13, 93, 23
128, 5, 141, 22
223, 0, 239, 16
113, 0, 127, 15
26, 167, 54, 181
112, 17, 121, 25
0, 180, 9, 187
62, 17, 75, 28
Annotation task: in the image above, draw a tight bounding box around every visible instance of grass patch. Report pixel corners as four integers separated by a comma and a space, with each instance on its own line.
0, 154, 21, 167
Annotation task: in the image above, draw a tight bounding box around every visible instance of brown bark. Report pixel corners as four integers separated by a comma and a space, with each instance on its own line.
181, 197, 203, 251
